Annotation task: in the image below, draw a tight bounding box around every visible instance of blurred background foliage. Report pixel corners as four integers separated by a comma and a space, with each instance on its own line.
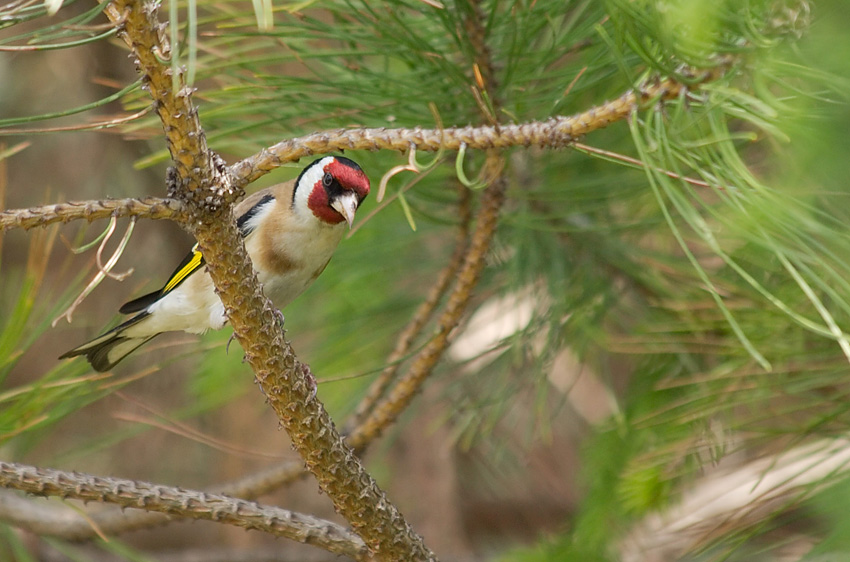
2, 0, 850, 560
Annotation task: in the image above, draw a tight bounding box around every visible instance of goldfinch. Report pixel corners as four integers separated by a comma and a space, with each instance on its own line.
60, 156, 370, 372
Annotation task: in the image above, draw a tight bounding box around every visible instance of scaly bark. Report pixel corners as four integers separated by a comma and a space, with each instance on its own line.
100, 0, 436, 558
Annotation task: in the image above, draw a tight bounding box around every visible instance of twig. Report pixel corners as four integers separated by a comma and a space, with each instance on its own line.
0, 197, 183, 232
0, 462, 368, 560
347, 1, 508, 447
229, 76, 695, 188
348, 156, 506, 447
347, 184, 472, 433
52, 217, 136, 327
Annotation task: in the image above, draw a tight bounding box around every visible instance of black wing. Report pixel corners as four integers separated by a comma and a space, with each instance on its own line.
118, 193, 276, 315
119, 245, 205, 313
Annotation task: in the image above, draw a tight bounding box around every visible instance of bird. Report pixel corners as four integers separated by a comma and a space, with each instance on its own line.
59, 155, 370, 372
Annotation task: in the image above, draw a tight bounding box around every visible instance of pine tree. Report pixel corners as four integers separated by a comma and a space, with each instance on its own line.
1, 0, 849, 560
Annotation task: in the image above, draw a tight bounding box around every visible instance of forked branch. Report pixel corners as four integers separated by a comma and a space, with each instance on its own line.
0, 0, 734, 554
99, 0, 436, 559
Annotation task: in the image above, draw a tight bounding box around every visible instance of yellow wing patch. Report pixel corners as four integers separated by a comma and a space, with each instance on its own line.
163, 244, 204, 294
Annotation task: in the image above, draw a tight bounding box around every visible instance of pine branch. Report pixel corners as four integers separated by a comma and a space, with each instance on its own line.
0, 461, 368, 560
347, 185, 472, 432
349, 156, 507, 447
0, 73, 714, 235
0, 197, 182, 231
229, 75, 694, 188
97, 0, 436, 559
0, 84, 664, 232
0, 456, 310, 541
102, 0, 217, 185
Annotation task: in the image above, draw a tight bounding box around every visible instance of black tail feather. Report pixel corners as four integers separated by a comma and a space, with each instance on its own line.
59, 312, 157, 372
60, 334, 157, 372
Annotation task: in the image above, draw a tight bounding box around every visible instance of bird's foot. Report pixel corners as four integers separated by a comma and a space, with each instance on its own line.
226, 332, 238, 354
273, 308, 285, 329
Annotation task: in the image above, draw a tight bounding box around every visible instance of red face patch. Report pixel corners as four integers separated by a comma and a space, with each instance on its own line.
307, 182, 343, 225
324, 158, 370, 200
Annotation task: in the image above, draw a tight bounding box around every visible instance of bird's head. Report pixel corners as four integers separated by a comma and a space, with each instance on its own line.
293, 156, 370, 228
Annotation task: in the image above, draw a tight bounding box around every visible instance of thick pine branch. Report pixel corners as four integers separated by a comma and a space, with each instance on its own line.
188, 202, 435, 560
0, 462, 368, 560
98, 0, 435, 559
229, 76, 693, 187
0, 197, 181, 231
0, 459, 310, 541
347, 185, 472, 431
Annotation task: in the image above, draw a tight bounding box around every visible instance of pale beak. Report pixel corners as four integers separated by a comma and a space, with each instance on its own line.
331, 192, 360, 229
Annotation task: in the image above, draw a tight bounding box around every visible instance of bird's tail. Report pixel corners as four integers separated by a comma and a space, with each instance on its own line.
59, 313, 158, 372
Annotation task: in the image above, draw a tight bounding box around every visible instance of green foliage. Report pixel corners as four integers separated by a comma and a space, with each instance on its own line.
0, 228, 104, 455
132, 0, 613, 164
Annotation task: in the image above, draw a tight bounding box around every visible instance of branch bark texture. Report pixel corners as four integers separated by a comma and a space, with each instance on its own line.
0, 197, 181, 231
0, 459, 310, 541
104, 0, 214, 185
98, 0, 436, 559
347, 186, 472, 432
0, 461, 367, 560
229, 77, 687, 188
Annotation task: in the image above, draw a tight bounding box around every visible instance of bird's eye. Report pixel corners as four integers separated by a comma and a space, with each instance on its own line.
322, 172, 333, 187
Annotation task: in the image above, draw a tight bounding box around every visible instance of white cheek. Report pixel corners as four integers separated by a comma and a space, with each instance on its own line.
293, 156, 335, 217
